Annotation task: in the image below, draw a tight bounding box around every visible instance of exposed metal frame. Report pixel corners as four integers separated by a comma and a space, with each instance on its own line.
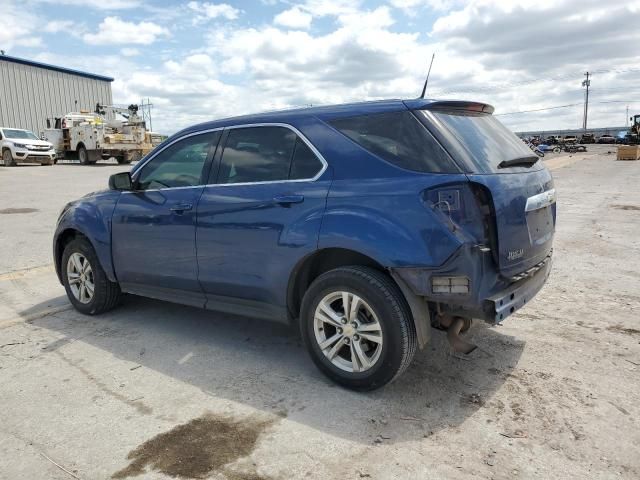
129, 122, 328, 193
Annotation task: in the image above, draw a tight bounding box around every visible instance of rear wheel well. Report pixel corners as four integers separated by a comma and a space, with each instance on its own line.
287, 248, 386, 319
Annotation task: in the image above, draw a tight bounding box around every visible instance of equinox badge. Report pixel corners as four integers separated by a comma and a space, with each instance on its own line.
508, 249, 524, 261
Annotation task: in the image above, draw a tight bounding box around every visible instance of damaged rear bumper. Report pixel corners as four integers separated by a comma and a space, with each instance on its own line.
485, 257, 552, 322
391, 244, 553, 325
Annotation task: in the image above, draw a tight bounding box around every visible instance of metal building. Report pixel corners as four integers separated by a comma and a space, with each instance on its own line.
0, 55, 113, 135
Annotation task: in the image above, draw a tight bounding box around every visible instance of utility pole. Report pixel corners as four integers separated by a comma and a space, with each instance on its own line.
582, 71, 590, 131
626, 105, 629, 127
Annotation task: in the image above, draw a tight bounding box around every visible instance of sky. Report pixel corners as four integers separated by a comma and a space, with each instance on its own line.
2, 0, 640, 135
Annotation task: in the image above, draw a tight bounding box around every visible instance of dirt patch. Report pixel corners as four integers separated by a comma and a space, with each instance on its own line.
607, 325, 640, 336
112, 414, 275, 479
0, 207, 39, 214
610, 204, 640, 211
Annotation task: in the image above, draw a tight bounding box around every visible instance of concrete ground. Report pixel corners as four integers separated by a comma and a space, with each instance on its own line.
0, 147, 638, 480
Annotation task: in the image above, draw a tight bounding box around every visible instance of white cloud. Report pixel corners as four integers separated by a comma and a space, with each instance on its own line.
83, 17, 170, 45
390, 0, 463, 13
274, 7, 313, 29
43, 20, 75, 33
0, 3, 42, 51
23, 0, 638, 135
36, 0, 141, 9
299, 0, 362, 17
120, 47, 141, 57
187, 2, 241, 22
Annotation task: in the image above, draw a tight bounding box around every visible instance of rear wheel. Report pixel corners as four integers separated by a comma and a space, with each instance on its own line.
78, 145, 90, 165
3, 149, 15, 166
300, 266, 417, 391
62, 237, 121, 315
78, 145, 98, 165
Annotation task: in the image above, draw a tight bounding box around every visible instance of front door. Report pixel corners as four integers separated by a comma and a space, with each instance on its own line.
196, 125, 330, 319
111, 130, 221, 307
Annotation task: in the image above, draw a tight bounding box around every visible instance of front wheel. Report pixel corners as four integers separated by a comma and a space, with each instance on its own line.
2, 149, 15, 166
62, 237, 121, 315
300, 266, 417, 391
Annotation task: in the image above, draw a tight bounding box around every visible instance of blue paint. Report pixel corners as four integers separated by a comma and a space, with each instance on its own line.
54, 99, 555, 325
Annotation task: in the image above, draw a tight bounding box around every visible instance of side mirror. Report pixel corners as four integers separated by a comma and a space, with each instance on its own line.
109, 172, 133, 191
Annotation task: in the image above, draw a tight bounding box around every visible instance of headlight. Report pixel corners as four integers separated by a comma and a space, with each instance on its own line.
13, 142, 26, 149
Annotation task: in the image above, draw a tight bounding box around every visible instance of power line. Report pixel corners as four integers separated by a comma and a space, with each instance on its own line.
428, 67, 640, 97
495, 100, 640, 116
495, 103, 582, 116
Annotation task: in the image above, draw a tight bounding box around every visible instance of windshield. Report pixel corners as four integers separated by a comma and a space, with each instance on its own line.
418, 110, 539, 173
3, 129, 39, 140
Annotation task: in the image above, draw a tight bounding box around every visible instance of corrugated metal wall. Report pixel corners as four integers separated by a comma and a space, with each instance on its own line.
0, 60, 113, 135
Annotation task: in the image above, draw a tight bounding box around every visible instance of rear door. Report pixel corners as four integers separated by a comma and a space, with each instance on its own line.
416, 106, 556, 278
111, 130, 220, 306
196, 124, 330, 318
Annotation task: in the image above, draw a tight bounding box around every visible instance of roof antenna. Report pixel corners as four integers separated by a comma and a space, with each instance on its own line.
420, 52, 436, 99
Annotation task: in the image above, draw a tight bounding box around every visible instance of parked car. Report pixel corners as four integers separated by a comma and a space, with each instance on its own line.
598, 135, 616, 144
562, 135, 577, 144
53, 99, 556, 390
580, 133, 595, 144
544, 136, 559, 145
0, 127, 56, 166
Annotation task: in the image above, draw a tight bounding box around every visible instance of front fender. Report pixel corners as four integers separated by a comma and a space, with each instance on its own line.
54, 190, 121, 283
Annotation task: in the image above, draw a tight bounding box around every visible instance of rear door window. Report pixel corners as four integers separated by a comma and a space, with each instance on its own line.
418, 109, 540, 173
217, 126, 324, 184
329, 111, 458, 173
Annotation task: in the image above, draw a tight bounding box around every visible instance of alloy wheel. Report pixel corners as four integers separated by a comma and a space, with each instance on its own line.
67, 253, 94, 304
313, 291, 383, 373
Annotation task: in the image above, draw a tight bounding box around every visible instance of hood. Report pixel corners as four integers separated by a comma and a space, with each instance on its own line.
9, 138, 53, 148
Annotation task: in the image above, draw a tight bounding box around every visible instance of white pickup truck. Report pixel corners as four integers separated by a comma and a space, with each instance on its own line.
1, 127, 56, 166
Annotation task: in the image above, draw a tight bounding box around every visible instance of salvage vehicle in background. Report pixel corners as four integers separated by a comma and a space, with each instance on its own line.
597, 135, 616, 144
42, 104, 157, 165
561, 135, 577, 144
54, 99, 556, 390
0, 127, 56, 166
580, 133, 595, 144
537, 143, 562, 154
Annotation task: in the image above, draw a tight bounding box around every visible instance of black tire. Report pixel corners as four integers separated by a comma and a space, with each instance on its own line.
300, 266, 417, 391
61, 237, 121, 315
116, 156, 132, 165
78, 145, 90, 165
3, 149, 15, 166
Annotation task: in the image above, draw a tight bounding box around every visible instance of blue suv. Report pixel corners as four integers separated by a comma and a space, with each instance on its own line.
54, 99, 555, 390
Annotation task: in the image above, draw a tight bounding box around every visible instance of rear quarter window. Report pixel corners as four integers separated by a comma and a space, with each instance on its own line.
329, 111, 458, 174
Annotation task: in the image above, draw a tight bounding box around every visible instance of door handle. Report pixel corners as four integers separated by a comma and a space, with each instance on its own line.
170, 203, 193, 213
273, 195, 304, 206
